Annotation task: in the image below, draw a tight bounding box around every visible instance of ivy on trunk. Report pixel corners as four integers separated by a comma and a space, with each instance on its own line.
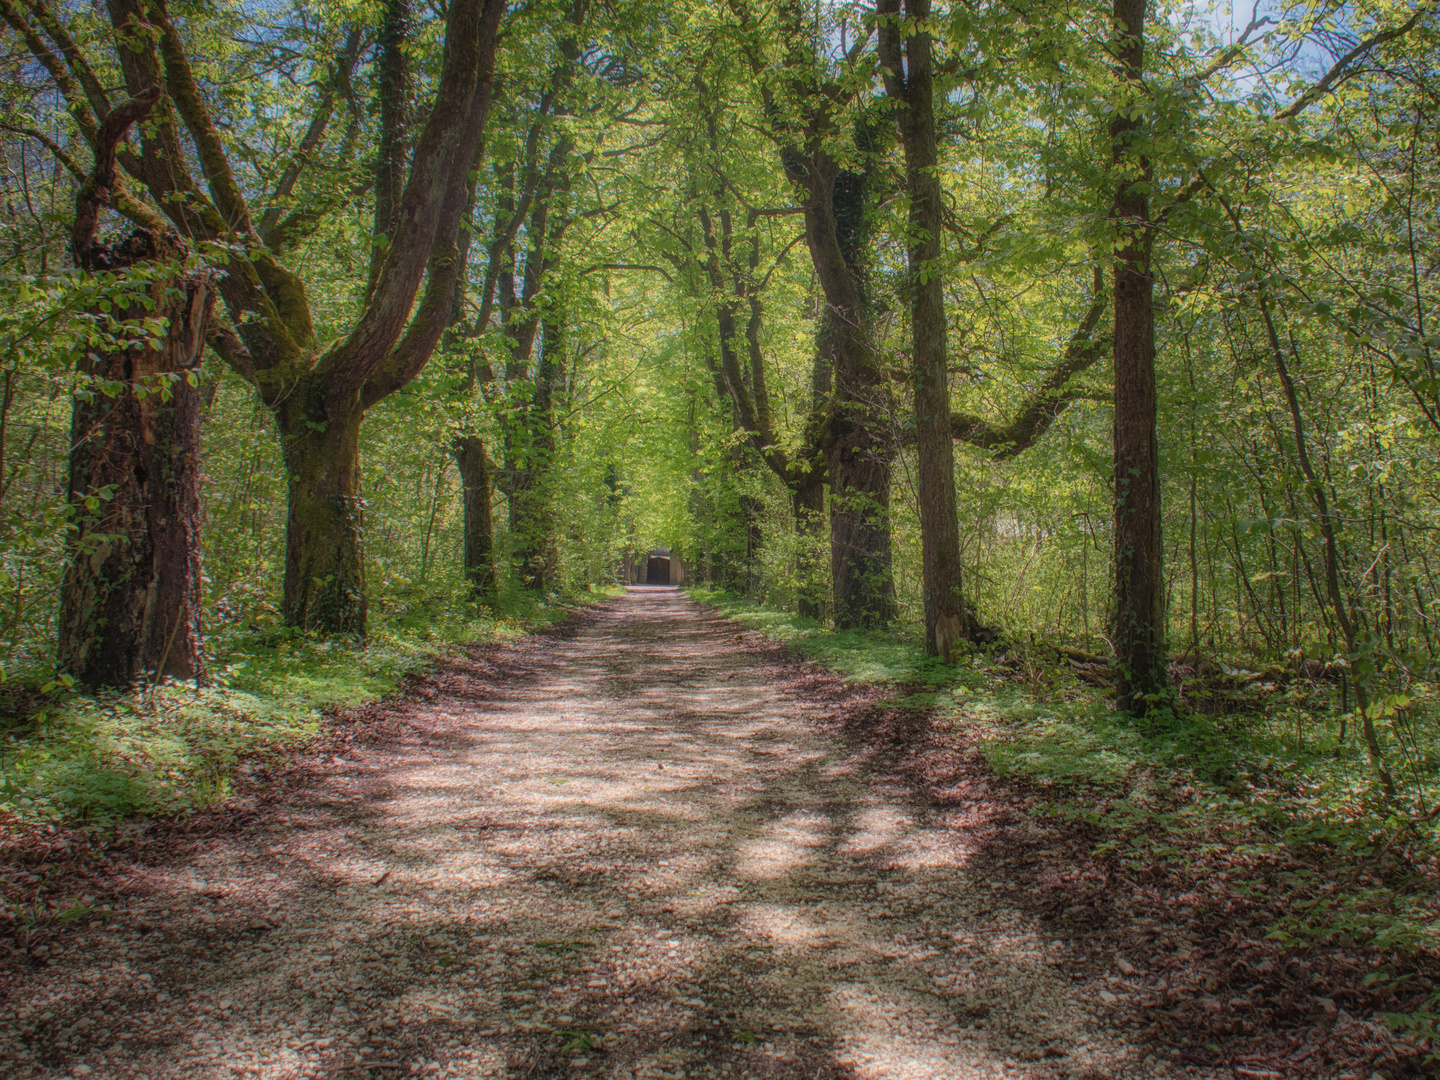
58, 86, 213, 689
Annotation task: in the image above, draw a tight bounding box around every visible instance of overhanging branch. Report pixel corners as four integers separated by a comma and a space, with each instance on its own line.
949, 292, 1108, 459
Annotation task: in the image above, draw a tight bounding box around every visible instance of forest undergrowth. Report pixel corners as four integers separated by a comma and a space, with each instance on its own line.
691, 587, 1440, 1064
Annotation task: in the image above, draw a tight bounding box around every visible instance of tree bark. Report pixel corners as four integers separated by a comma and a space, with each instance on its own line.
511, 313, 564, 590
367, 0, 412, 302
879, 0, 968, 657
1110, 0, 1168, 711
59, 282, 213, 687
792, 472, 825, 619
58, 86, 213, 688
276, 384, 366, 633
453, 434, 497, 603
98, 0, 505, 637
810, 158, 897, 630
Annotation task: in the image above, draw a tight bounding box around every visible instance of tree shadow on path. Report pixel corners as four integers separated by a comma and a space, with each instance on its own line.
1, 589, 1217, 1080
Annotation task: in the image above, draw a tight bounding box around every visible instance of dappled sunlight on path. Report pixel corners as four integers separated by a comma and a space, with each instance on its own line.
3, 588, 1216, 1079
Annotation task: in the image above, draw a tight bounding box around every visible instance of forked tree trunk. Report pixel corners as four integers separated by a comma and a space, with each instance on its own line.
1110, 0, 1168, 710
453, 434, 497, 602
59, 86, 213, 689
733, 16, 898, 627
94, 0, 505, 640
278, 386, 367, 633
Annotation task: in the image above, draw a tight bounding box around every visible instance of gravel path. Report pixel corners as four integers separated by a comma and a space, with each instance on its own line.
2, 587, 1215, 1080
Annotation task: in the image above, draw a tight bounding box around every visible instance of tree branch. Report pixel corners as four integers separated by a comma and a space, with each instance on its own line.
1, 0, 99, 142
1275, 4, 1432, 121
1158, 3, 1432, 224
207, 320, 258, 385
1, 121, 85, 179
147, 0, 258, 237
72, 84, 163, 269
359, 0, 508, 408
27, 0, 114, 125
314, 0, 506, 401
949, 290, 1109, 458
259, 26, 363, 240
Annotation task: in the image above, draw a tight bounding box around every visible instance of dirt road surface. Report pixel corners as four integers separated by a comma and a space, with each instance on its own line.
2, 588, 1213, 1079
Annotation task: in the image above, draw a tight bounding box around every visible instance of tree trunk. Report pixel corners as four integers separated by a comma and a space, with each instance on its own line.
1110, 0, 1168, 711
879, 0, 968, 658
828, 427, 896, 629
509, 313, 563, 591
58, 84, 212, 690
278, 385, 367, 633
453, 434, 497, 603
809, 159, 897, 630
792, 472, 825, 620
59, 278, 213, 688
741, 491, 763, 595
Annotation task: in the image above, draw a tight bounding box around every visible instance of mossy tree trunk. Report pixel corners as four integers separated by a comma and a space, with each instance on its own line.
58, 86, 214, 689
1110, 0, 1168, 711
809, 159, 897, 630
453, 435, 497, 603
826, 413, 896, 629
277, 385, 367, 633
54, 0, 508, 639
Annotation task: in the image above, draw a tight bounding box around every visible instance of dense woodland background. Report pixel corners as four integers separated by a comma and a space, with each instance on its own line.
2, 0, 1440, 1052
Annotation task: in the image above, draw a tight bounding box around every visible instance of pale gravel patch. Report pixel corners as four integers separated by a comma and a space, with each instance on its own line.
0, 587, 1222, 1080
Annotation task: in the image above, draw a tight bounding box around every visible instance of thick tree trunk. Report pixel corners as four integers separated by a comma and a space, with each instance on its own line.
1110, 0, 1167, 710
827, 425, 896, 629
506, 452, 553, 593
503, 461, 539, 590
819, 292, 896, 629
807, 159, 897, 630
453, 434, 497, 603
278, 386, 367, 633
879, 0, 968, 658
58, 277, 213, 688
58, 84, 212, 690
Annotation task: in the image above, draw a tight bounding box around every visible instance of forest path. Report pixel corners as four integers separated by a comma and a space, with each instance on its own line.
5, 588, 1210, 1080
